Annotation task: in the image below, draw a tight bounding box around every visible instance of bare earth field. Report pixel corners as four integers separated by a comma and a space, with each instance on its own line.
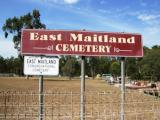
0, 77, 160, 120
0, 77, 117, 91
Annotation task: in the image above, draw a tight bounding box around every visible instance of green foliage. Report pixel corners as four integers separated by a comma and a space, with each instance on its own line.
59, 56, 67, 75
2, 9, 46, 51
1, 10, 45, 75
110, 61, 120, 77
60, 56, 111, 78
0, 56, 7, 73
0, 56, 22, 75
1, 45, 160, 80
61, 56, 80, 79
86, 57, 111, 79
141, 46, 160, 81
88, 57, 98, 79
126, 58, 139, 79
125, 46, 160, 81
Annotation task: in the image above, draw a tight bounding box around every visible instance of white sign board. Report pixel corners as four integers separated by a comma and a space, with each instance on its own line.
24, 56, 59, 75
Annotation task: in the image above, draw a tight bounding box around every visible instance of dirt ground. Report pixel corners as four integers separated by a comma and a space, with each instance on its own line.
0, 77, 160, 120
0, 77, 118, 91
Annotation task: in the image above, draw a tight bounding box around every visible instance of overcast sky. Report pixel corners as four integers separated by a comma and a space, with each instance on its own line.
0, 0, 160, 58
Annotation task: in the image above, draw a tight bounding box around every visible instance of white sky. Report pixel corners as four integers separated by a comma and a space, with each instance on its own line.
0, 37, 18, 58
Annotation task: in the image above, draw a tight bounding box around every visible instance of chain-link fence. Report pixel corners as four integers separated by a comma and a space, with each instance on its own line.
0, 89, 160, 120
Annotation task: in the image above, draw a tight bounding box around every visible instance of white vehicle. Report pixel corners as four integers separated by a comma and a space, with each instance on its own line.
102, 74, 111, 79
102, 74, 114, 84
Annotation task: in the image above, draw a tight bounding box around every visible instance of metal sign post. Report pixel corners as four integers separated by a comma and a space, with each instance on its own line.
39, 75, 44, 120
120, 57, 125, 120
80, 56, 85, 120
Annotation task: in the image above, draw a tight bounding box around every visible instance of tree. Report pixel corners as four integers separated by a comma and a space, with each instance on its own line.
61, 56, 79, 80
98, 57, 110, 74
86, 57, 111, 78
126, 58, 141, 80
2, 9, 46, 75
5, 57, 15, 73
0, 56, 7, 73
143, 46, 150, 56
141, 46, 160, 81
88, 57, 98, 79
59, 56, 67, 76
2, 9, 46, 52
0, 56, 23, 75
110, 61, 120, 77
13, 57, 23, 75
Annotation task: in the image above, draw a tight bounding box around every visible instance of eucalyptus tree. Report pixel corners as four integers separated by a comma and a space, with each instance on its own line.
141, 46, 160, 81
2, 9, 46, 75
2, 9, 46, 52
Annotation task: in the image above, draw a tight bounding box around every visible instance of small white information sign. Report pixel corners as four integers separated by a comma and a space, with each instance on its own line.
24, 56, 59, 75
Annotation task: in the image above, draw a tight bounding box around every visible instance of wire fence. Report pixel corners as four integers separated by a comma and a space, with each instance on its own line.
0, 89, 160, 120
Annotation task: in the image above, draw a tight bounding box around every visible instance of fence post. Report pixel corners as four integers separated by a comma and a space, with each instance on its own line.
39, 75, 44, 120
80, 56, 85, 120
4, 92, 7, 119
120, 57, 125, 120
